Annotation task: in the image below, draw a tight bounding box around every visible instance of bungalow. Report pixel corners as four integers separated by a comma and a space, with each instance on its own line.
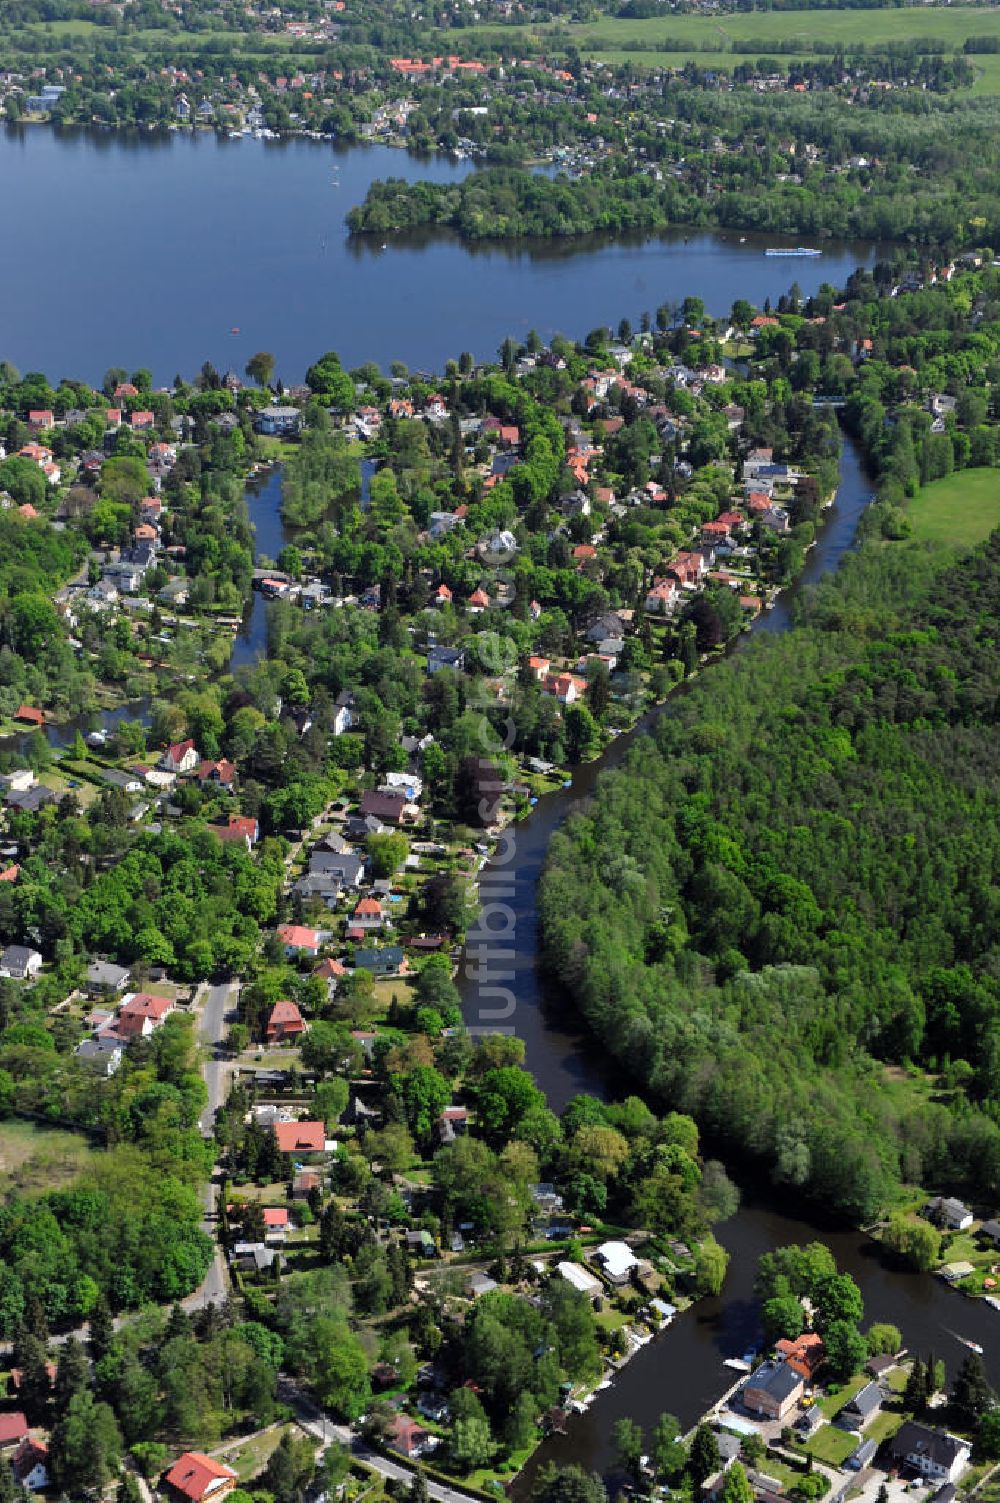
926, 1196, 974, 1231
130, 411, 155, 430
527, 656, 550, 680
0, 946, 42, 981
353, 945, 405, 977
467, 587, 491, 612
890, 1424, 971, 1486
469, 1272, 498, 1298
266, 1000, 306, 1044
743, 1360, 805, 1421
273, 1120, 326, 1156
163, 1454, 239, 1503
434, 583, 453, 606
592, 1240, 639, 1285
160, 739, 199, 775
263, 1207, 290, 1240
557, 1262, 602, 1298
839, 1380, 884, 1431
13, 706, 44, 728
277, 924, 321, 959
28, 410, 54, 430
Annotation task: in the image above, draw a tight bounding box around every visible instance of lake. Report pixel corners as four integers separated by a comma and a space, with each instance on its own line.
0, 125, 879, 384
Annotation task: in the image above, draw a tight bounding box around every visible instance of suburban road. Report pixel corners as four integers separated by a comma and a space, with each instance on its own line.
279, 1380, 485, 1503
184, 978, 237, 1312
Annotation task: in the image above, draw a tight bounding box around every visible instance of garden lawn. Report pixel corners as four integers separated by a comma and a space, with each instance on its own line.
0, 1120, 102, 1194
905, 469, 1000, 547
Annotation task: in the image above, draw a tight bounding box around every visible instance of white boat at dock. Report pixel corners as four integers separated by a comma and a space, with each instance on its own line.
724, 1358, 752, 1372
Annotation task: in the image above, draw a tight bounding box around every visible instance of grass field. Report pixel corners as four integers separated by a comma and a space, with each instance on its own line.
461, 7, 1000, 91
0, 1120, 101, 1195
905, 468, 1000, 547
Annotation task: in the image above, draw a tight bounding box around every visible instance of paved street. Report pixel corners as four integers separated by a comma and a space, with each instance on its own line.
184, 979, 237, 1311
279, 1381, 484, 1503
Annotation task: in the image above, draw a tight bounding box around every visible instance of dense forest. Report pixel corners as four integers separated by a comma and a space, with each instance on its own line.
539, 530, 1000, 1222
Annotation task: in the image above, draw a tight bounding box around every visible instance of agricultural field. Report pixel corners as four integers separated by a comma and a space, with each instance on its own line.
905, 467, 1000, 547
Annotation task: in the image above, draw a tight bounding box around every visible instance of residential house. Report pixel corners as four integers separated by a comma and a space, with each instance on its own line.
160, 739, 199, 775
742, 1360, 805, 1420
353, 946, 405, 977
266, 1000, 306, 1044
272, 1120, 326, 1156
111, 992, 174, 1040
890, 1424, 971, 1486
74, 1035, 124, 1076
426, 645, 466, 675
197, 759, 236, 790
254, 406, 302, 437
387, 1416, 432, 1460
0, 946, 42, 981
645, 578, 678, 615
557, 1262, 602, 1298
12, 1437, 48, 1492
332, 690, 354, 737
359, 790, 409, 824
838, 1380, 883, 1432
926, 1196, 974, 1232
350, 897, 386, 931
775, 1333, 825, 1380
277, 924, 321, 959
469, 1272, 499, 1298
213, 814, 259, 850
541, 672, 587, 705
592, 1240, 639, 1284
163, 1454, 239, 1503
0, 1415, 29, 1452
85, 960, 131, 995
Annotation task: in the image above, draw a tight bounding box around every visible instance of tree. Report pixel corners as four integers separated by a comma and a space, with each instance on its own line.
651, 1413, 686, 1481
865, 1323, 901, 1358
693, 1236, 729, 1296
613, 1417, 644, 1483
531, 1465, 607, 1503
449, 1413, 496, 1472
977, 1410, 1000, 1461
883, 1214, 940, 1272
762, 1294, 804, 1345
261, 1431, 316, 1503
246, 352, 276, 388
50, 1390, 122, 1494
904, 1357, 928, 1414
721, 1463, 754, 1503
823, 1321, 867, 1382
814, 1272, 863, 1333
688, 1424, 720, 1489
312, 1317, 372, 1420
952, 1351, 994, 1423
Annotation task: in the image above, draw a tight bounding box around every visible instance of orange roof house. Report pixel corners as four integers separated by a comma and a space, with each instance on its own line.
776, 1333, 825, 1380
273, 1120, 325, 1154
163, 1453, 238, 1503
266, 999, 306, 1044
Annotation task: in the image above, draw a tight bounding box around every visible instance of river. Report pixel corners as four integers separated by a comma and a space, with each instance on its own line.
0, 125, 881, 384
454, 433, 997, 1490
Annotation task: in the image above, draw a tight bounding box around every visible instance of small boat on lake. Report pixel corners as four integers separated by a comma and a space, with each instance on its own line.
765, 246, 821, 257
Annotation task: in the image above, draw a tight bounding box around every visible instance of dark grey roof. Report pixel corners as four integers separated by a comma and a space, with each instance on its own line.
892, 1424, 968, 1470
745, 1361, 802, 1403
845, 1381, 884, 1418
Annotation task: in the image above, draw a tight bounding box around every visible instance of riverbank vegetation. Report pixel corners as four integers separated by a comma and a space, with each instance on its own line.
540, 527, 1000, 1222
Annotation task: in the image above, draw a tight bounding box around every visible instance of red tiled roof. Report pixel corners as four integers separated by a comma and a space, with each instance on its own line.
273, 1120, 325, 1154
164, 1453, 238, 1502
0, 1414, 28, 1446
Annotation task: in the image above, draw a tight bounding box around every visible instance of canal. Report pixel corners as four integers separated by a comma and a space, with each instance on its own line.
453, 433, 997, 1489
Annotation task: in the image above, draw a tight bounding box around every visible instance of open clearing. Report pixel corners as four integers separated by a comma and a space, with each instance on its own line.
0, 1119, 102, 1195
906, 468, 1000, 547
